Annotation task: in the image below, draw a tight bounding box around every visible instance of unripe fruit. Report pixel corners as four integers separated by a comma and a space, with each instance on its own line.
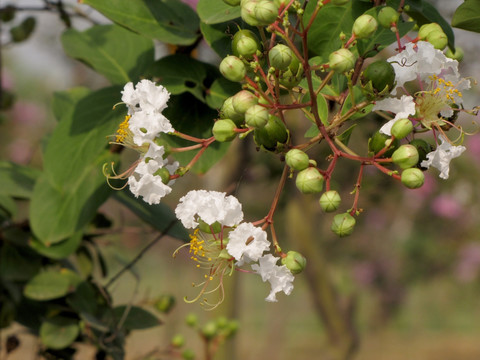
220, 96, 244, 125
201, 321, 218, 339
392, 144, 419, 169
185, 313, 198, 327
378, 6, 399, 28
269, 44, 293, 71
329, 49, 356, 73
223, 0, 241, 5
401, 168, 425, 189
241, 0, 261, 26
245, 104, 269, 128
368, 131, 399, 157
171, 334, 185, 348
319, 190, 341, 212
254, 0, 279, 25
219, 56, 246, 82
362, 60, 395, 92
154, 294, 176, 313
232, 29, 261, 60
418, 23, 443, 40
352, 14, 378, 39
409, 139, 431, 167
232, 90, 258, 114
285, 149, 309, 171
445, 47, 464, 61
154, 167, 171, 184
182, 349, 195, 360
281, 251, 307, 274
296, 167, 324, 194
253, 115, 288, 150
426, 30, 448, 50
213, 119, 237, 142
391, 118, 413, 139
331, 213, 356, 237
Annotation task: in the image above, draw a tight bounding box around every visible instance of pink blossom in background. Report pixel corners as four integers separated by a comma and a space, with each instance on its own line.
11, 102, 46, 127
8, 139, 34, 164
352, 261, 376, 286
430, 194, 463, 219
1, 70, 14, 89
466, 136, 480, 166
455, 243, 480, 283
181, 0, 198, 9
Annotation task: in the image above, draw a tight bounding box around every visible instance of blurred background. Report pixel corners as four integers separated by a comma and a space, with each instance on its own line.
2, 0, 480, 359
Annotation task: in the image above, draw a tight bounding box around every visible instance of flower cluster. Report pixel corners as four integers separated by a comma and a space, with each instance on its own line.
174, 190, 295, 306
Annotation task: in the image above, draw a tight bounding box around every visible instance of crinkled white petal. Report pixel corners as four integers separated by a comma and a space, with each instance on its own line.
128, 172, 173, 205
135, 79, 171, 113
129, 111, 174, 146
226, 223, 270, 265
373, 95, 416, 135
121, 82, 139, 111
175, 190, 244, 229
251, 254, 294, 302
420, 135, 466, 179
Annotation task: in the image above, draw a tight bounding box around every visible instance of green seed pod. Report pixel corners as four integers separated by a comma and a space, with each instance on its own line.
269, 44, 293, 71
154, 294, 176, 313
279, 55, 304, 88
285, 149, 310, 171
245, 104, 269, 128
445, 47, 464, 61
223, 0, 241, 5
153, 167, 172, 184
232, 29, 261, 60
319, 190, 341, 212
281, 251, 307, 274
409, 139, 431, 168
10, 17, 36, 43
213, 119, 237, 142
253, 114, 288, 150
182, 349, 196, 360
232, 90, 258, 115
226, 320, 240, 338
216, 316, 229, 329
296, 167, 324, 194
241, 0, 262, 26
220, 96, 244, 126
426, 30, 448, 50
201, 321, 218, 339
352, 14, 378, 39
219, 56, 246, 82
171, 334, 185, 348
0, 5, 16, 22
391, 118, 413, 139
378, 6, 399, 28
368, 131, 399, 157
331, 213, 356, 237
401, 168, 425, 189
418, 23, 443, 40
254, 0, 279, 25
185, 313, 198, 327
198, 220, 222, 234
392, 144, 419, 169
329, 48, 356, 73
362, 60, 395, 92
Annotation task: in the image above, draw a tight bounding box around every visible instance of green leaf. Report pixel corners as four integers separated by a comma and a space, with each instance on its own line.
0, 194, 16, 218
304, 123, 319, 138
197, 0, 241, 24
200, 21, 234, 58
0, 161, 41, 199
61, 24, 155, 84
301, 92, 329, 126
0, 244, 42, 281
161, 93, 231, 174
52, 87, 91, 122
67, 281, 98, 315
452, 0, 480, 33
206, 77, 241, 109
24, 271, 72, 301
40, 317, 80, 350
113, 190, 188, 241
111, 306, 162, 330
83, 0, 200, 46
340, 87, 373, 121
336, 124, 356, 146
29, 232, 83, 260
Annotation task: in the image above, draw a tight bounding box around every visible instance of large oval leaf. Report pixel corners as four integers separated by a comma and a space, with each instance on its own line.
0, 161, 41, 199
24, 271, 72, 301
40, 317, 80, 350
452, 0, 480, 33
197, 0, 241, 24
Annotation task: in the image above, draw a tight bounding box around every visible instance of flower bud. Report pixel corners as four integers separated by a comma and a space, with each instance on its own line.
185, 313, 198, 327
279, 55, 304, 88
378, 6, 399, 28
352, 14, 378, 39
213, 119, 237, 142
245, 104, 269, 128
319, 190, 341, 212
182, 349, 195, 360
418, 23, 443, 40
232, 90, 258, 115
216, 316, 229, 329
220, 96, 244, 125
171, 334, 185, 348
226, 320, 240, 337
445, 47, 464, 61
253, 115, 288, 150
269, 44, 293, 71
401, 168, 425, 189
296, 167, 324, 194
362, 60, 395, 92
153, 167, 171, 184
426, 30, 448, 50
368, 131, 399, 157
331, 213, 356, 237
201, 321, 218, 339
198, 220, 222, 234
285, 149, 309, 171
281, 251, 307, 274
223, 0, 241, 5
219, 56, 246, 82
232, 29, 261, 60
254, 0, 279, 25
392, 144, 419, 169
409, 139, 431, 168
329, 48, 356, 73
241, 0, 261, 26
391, 118, 413, 139
154, 294, 176, 313
331, 0, 349, 5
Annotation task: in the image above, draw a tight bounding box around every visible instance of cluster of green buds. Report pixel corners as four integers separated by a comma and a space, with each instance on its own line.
418, 22, 448, 50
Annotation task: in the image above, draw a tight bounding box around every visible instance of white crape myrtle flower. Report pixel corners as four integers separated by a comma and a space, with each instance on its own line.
251, 254, 295, 302
420, 135, 466, 180
226, 222, 270, 266
372, 95, 416, 135
175, 190, 244, 229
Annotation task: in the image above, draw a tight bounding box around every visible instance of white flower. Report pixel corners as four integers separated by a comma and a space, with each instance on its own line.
175, 190, 244, 229
226, 223, 270, 266
251, 254, 294, 302
420, 135, 466, 179
129, 111, 174, 146
373, 95, 416, 135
